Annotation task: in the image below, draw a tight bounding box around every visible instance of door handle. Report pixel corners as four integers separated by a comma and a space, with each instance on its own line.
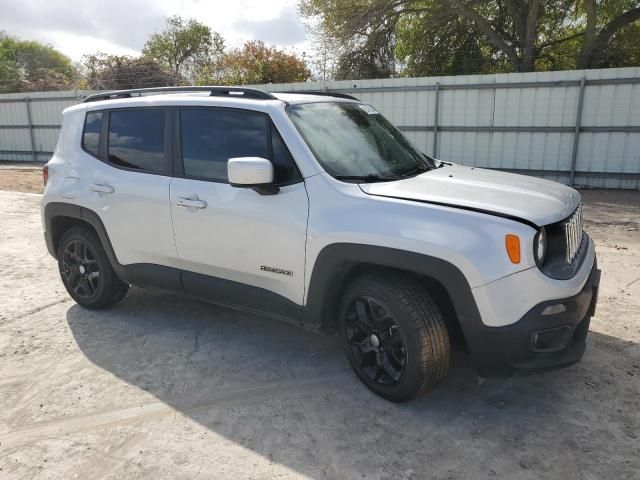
176, 197, 207, 209
89, 184, 114, 194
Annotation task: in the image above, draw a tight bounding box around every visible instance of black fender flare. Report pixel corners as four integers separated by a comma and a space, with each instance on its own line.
302, 243, 492, 372
44, 202, 122, 271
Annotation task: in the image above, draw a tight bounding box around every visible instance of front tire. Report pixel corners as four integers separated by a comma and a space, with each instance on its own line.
339, 273, 450, 402
57, 226, 129, 309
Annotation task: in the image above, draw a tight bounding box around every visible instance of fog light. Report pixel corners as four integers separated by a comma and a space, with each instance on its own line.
531, 325, 573, 352
541, 304, 567, 316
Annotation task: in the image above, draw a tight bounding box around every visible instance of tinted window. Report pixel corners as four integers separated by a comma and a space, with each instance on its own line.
108, 109, 166, 172
272, 128, 301, 183
82, 112, 102, 157
181, 109, 269, 182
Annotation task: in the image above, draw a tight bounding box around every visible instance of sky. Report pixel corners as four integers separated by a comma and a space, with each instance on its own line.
0, 0, 312, 61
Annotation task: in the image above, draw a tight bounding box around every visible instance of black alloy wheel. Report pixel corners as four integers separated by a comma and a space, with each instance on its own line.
61, 239, 101, 300
57, 226, 129, 309
345, 296, 408, 385
339, 273, 450, 402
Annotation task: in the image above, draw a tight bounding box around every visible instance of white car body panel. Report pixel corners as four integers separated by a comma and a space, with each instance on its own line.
169, 178, 309, 305
303, 173, 538, 293
81, 161, 178, 268
227, 157, 274, 185
360, 163, 580, 227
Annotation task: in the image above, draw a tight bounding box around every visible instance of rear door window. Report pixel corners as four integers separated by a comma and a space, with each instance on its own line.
107, 109, 167, 173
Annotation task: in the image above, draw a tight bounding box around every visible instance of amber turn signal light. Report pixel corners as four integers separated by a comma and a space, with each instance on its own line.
505, 234, 521, 264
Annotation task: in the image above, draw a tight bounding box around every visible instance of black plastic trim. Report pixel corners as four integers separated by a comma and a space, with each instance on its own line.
471, 258, 599, 377
303, 244, 483, 340
229, 182, 280, 195
44, 202, 131, 282
122, 263, 182, 291
182, 271, 301, 323
275, 91, 359, 101
536, 205, 589, 280
83, 86, 277, 103
538, 233, 589, 280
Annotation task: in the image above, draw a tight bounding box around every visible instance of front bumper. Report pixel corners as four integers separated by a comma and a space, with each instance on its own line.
469, 258, 600, 377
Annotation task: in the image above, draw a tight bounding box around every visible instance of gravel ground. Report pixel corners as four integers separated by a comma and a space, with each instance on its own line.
0, 182, 638, 479
0, 164, 44, 194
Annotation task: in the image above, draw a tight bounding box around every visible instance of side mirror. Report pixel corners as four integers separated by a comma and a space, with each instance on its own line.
228, 157, 279, 195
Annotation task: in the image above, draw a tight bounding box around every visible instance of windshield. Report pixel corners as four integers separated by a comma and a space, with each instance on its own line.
287, 102, 436, 181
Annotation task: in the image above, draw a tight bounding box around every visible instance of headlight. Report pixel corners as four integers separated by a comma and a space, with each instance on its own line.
535, 227, 547, 264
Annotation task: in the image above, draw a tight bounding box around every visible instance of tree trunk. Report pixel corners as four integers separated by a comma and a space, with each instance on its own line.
521, 0, 542, 72
578, 6, 640, 69
448, 0, 522, 71
450, 0, 541, 72
577, 0, 598, 69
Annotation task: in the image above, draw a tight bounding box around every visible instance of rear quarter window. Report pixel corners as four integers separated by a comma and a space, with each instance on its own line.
82, 111, 102, 157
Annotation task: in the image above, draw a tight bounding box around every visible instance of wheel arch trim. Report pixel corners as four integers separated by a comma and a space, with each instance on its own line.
44, 202, 125, 279
302, 243, 488, 366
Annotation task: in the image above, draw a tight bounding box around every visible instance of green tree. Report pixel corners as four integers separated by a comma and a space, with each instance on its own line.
82, 53, 180, 90
577, 0, 640, 68
142, 15, 224, 81
0, 32, 76, 92
395, 5, 498, 76
208, 41, 310, 85
299, 0, 640, 77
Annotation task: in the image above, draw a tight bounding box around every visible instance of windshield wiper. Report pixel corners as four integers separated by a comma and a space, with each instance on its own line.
398, 165, 431, 178
334, 174, 401, 183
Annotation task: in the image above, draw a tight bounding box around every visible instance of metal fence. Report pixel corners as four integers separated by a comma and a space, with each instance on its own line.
1, 67, 639, 189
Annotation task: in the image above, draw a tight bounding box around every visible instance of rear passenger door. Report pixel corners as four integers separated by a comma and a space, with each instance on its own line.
80, 108, 179, 282
169, 107, 308, 319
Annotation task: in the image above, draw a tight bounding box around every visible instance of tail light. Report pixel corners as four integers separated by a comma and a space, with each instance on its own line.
43, 165, 49, 186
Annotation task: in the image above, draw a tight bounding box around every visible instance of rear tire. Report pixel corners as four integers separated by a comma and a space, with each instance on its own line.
339, 273, 450, 402
57, 226, 129, 309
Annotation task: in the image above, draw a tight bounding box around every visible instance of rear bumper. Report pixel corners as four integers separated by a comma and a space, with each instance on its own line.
469, 259, 600, 377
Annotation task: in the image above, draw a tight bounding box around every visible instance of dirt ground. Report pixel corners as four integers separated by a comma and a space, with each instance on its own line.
0, 165, 44, 194
0, 169, 638, 479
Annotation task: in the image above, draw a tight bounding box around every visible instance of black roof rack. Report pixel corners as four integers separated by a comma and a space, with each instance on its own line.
275, 90, 359, 101
82, 86, 277, 103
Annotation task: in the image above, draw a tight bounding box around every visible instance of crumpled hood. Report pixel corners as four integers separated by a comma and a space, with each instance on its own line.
359, 164, 580, 227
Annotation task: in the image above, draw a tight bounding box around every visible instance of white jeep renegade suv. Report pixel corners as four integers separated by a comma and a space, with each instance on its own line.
41, 86, 600, 402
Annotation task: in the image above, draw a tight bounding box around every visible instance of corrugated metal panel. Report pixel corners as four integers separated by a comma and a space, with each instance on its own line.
30, 99, 77, 125
0, 101, 29, 126
1, 72, 639, 188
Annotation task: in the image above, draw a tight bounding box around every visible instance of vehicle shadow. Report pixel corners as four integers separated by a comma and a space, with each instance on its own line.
66, 287, 639, 479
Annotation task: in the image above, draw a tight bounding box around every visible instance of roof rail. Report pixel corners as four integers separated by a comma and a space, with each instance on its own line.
82, 86, 277, 103
275, 90, 359, 101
